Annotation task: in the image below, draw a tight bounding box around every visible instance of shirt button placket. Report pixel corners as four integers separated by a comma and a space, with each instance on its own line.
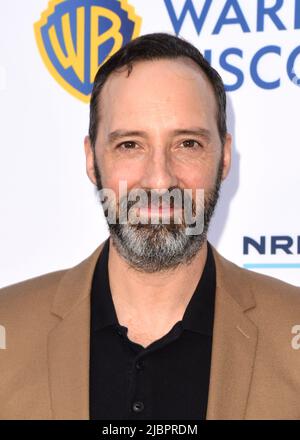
131, 356, 146, 416
132, 401, 144, 413
135, 359, 144, 370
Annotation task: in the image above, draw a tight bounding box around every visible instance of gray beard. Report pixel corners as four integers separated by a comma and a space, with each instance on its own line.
108, 221, 208, 273
94, 155, 223, 273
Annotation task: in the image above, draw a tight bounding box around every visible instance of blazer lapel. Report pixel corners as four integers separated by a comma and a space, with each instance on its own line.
206, 247, 258, 419
47, 242, 105, 420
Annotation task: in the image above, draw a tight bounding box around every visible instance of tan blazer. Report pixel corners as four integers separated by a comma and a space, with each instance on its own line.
0, 240, 300, 420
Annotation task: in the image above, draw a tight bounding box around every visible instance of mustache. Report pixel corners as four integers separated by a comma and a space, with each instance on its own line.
120, 189, 194, 211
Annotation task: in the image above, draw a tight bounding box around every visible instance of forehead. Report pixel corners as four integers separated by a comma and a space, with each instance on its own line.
99, 57, 218, 134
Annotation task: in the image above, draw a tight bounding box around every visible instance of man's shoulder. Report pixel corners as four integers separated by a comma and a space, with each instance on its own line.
0, 269, 69, 316
212, 245, 300, 319
0, 241, 105, 320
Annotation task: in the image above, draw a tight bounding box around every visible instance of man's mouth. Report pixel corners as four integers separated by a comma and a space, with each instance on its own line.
138, 204, 182, 216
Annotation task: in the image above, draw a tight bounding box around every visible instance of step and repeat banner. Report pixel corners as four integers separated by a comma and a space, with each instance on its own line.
0, 0, 299, 287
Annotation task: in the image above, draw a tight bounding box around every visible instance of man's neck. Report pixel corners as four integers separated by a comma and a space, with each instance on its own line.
107, 238, 208, 334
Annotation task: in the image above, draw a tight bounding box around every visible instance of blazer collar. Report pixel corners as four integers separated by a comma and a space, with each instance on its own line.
51, 242, 106, 319
48, 239, 258, 419
51, 241, 256, 318
48, 242, 105, 419
207, 246, 258, 419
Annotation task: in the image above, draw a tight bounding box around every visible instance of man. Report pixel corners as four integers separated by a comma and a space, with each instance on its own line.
0, 33, 300, 420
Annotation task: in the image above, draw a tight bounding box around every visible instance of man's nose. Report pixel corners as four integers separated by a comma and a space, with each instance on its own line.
139, 149, 178, 190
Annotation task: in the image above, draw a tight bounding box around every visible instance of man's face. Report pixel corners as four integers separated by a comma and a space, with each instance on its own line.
85, 57, 231, 272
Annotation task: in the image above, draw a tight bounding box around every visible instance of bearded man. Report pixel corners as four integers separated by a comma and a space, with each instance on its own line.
0, 33, 300, 420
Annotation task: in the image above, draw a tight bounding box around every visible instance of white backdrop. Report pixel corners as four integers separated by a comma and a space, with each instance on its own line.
0, 0, 299, 288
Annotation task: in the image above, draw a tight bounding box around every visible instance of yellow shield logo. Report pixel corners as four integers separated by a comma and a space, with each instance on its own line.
34, 0, 142, 102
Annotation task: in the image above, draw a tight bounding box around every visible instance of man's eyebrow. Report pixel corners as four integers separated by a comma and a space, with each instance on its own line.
107, 130, 148, 143
171, 128, 212, 141
107, 127, 212, 143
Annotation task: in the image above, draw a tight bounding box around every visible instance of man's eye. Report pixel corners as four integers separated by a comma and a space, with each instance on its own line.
117, 141, 137, 149
181, 140, 201, 149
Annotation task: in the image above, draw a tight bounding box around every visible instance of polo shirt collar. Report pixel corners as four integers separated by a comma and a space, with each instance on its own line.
90, 237, 216, 336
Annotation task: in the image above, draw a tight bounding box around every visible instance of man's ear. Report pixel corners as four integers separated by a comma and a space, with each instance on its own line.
84, 135, 97, 185
221, 133, 232, 180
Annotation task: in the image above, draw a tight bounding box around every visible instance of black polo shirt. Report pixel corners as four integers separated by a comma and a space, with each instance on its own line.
89, 237, 216, 420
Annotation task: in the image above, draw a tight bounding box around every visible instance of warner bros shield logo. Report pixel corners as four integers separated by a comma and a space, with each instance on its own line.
34, 0, 142, 102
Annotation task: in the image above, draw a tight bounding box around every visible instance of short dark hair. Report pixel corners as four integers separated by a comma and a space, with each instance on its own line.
89, 32, 227, 148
